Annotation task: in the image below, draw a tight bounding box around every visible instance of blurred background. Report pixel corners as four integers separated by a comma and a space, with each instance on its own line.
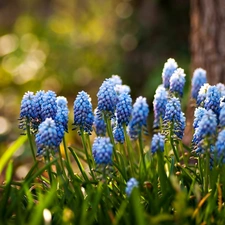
0, 0, 190, 178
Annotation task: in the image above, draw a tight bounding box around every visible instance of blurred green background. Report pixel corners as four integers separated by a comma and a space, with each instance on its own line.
0, 0, 190, 172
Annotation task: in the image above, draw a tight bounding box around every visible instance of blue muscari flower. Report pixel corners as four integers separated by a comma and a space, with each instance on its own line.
174, 112, 186, 139
35, 118, 58, 156
193, 107, 207, 129
196, 109, 217, 140
114, 84, 131, 95
116, 92, 132, 126
215, 129, 225, 163
125, 178, 139, 197
128, 96, 149, 140
97, 79, 118, 116
153, 85, 168, 128
34, 90, 45, 120
162, 58, 178, 89
94, 108, 106, 136
169, 68, 186, 97
41, 90, 57, 121
204, 85, 220, 115
92, 137, 113, 165
151, 133, 165, 154
113, 125, 125, 144
216, 83, 225, 97
109, 75, 122, 86
20, 91, 36, 120
55, 96, 69, 132
191, 68, 207, 100
164, 97, 181, 123
73, 91, 94, 134
196, 83, 210, 107
219, 105, 225, 128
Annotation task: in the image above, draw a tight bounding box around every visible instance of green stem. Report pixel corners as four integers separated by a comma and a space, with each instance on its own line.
169, 122, 179, 162
45, 149, 53, 184
85, 134, 95, 166
123, 124, 135, 176
157, 151, 168, 196
58, 147, 67, 178
26, 118, 36, 162
204, 150, 210, 195
63, 136, 71, 167
104, 114, 119, 164
138, 132, 147, 175
80, 129, 95, 179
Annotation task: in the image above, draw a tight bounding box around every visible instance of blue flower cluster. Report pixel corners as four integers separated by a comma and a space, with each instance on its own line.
192, 110, 217, 153
19, 89, 69, 156
151, 133, 165, 154
169, 68, 186, 97
196, 83, 210, 107
92, 137, 113, 165
116, 92, 132, 126
73, 91, 94, 135
215, 130, 225, 164
113, 125, 125, 144
191, 68, 207, 100
94, 108, 106, 136
20, 91, 37, 120
41, 91, 57, 121
125, 178, 139, 197
97, 79, 118, 117
164, 97, 181, 123
204, 85, 220, 115
153, 85, 168, 128
162, 58, 178, 89
128, 97, 149, 140
35, 118, 58, 156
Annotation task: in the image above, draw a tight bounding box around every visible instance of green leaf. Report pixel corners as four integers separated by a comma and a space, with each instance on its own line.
0, 135, 27, 174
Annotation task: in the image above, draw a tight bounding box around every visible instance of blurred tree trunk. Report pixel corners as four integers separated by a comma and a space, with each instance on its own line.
184, 0, 225, 144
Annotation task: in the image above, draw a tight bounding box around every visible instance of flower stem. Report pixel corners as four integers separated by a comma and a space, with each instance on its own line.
157, 151, 167, 196
104, 114, 119, 165
63, 136, 71, 167
138, 132, 147, 175
80, 129, 95, 179
26, 118, 36, 163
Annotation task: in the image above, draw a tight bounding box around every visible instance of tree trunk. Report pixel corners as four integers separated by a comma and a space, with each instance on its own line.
191, 0, 225, 84
184, 0, 225, 144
